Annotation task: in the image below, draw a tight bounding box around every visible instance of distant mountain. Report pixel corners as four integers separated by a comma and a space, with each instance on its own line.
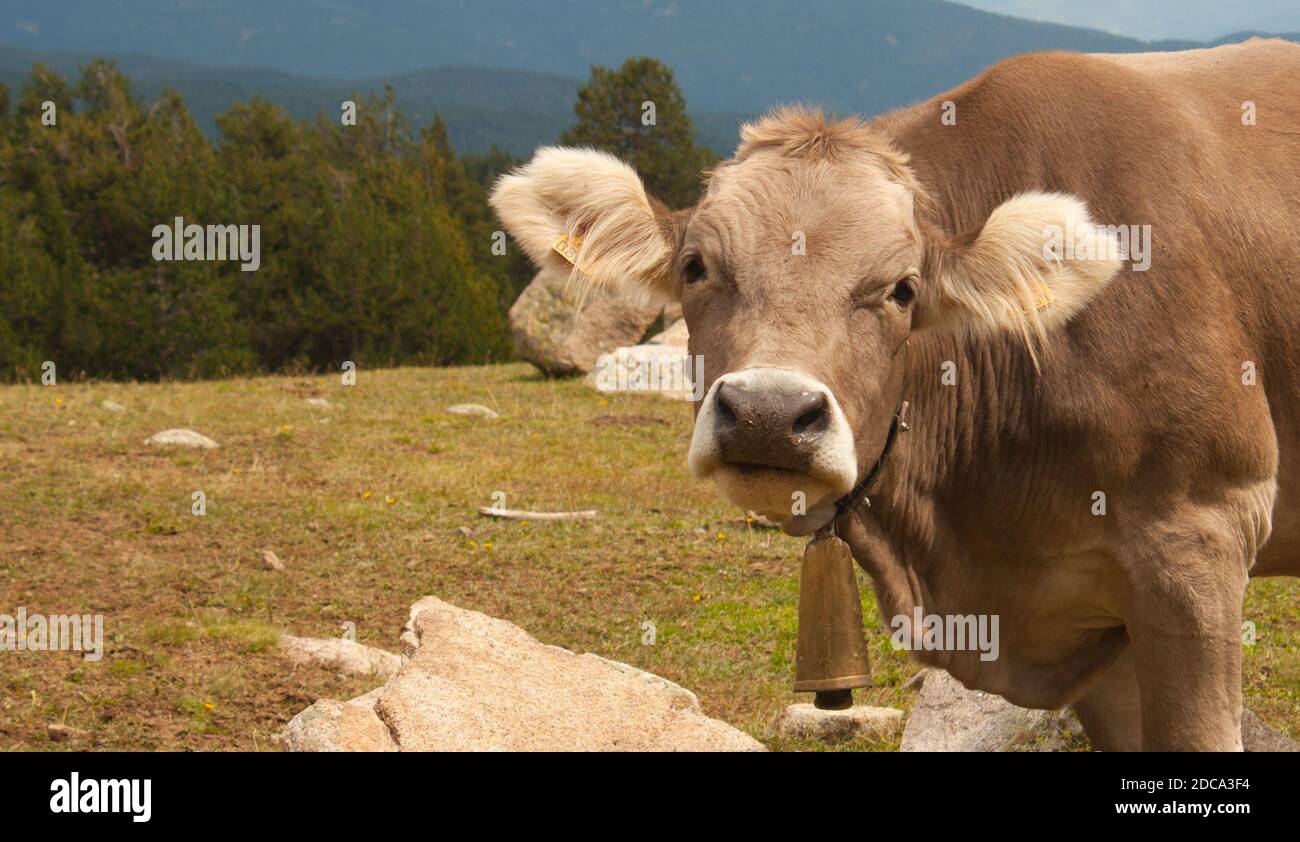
0, 42, 750, 156
957, 1, 1300, 43
0, 1, 1294, 157
0, 0, 1212, 114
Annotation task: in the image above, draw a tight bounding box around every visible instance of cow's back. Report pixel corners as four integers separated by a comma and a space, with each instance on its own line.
879, 39, 1300, 576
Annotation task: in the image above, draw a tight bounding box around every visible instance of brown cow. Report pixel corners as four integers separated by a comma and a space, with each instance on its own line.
490, 39, 1300, 750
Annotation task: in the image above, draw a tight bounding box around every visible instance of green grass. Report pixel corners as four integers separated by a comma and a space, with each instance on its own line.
0, 364, 1295, 751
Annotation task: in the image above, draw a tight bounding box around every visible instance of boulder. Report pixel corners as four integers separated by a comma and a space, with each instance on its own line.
775, 703, 904, 743
647, 318, 689, 349
281, 697, 397, 752
285, 596, 764, 751
1243, 709, 1300, 752
900, 669, 1078, 751
277, 635, 403, 680
377, 597, 762, 751
509, 270, 664, 376
902, 670, 1292, 751
586, 343, 699, 401
144, 429, 218, 449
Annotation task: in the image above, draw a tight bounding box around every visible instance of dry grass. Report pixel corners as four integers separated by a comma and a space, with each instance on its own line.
0, 364, 1295, 751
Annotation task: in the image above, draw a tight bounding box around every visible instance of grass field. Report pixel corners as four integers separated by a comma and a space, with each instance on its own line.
1, 364, 1296, 751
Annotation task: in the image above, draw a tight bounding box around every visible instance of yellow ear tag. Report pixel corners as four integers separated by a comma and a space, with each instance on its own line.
1028, 281, 1055, 313
552, 233, 584, 266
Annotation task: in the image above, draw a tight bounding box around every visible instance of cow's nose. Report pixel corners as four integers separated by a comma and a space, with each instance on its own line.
714, 382, 830, 471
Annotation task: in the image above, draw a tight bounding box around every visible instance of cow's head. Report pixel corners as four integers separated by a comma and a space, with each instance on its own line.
491, 107, 1121, 534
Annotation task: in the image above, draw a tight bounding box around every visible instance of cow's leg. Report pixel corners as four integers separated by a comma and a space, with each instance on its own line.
1122, 509, 1253, 751
1073, 647, 1142, 751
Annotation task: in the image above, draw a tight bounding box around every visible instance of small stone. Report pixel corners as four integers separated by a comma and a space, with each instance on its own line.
47, 723, 89, 742
101, 400, 126, 413
144, 429, 218, 449
454, 526, 473, 538
446, 404, 499, 420
304, 397, 331, 409
775, 703, 904, 743
261, 550, 285, 571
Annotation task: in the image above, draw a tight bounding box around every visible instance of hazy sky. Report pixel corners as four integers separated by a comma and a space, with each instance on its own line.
958, 0, 1300, 41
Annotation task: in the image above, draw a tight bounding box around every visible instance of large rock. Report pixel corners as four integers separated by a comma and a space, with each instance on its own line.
586, 342, 699, 401
1243, 709, 1300, 752
509, 270, 664, 376
277, 635, 403, 680
282, 697, 398, 752
902, 670, 1293, 752
900, 669, 1078, 752
646, 318, 689, 349
289, 596, 764, 751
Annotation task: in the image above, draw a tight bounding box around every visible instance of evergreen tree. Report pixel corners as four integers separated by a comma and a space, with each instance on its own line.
561, 57, 713, 208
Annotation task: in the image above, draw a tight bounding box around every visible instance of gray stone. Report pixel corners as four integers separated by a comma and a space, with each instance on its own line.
278, 635, 403, 680
1243, 709, 1300, 752
281, 698, 398, 752
585, 343, 697, 401
509, 269, 663, 376
372, 596, 764, 751
144, 428, 218, 449
901, 668, 1070, 752
647, 318, 689, 349
446, 403, 499, 420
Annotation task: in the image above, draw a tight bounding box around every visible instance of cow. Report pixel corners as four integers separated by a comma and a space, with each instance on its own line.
489, 38, 1300, 751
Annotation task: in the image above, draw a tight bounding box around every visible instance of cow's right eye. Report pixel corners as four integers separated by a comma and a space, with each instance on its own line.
683, 255, 706, 284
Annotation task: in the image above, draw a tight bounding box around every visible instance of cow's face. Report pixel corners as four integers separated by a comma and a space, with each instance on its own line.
491, 108, 1120, 534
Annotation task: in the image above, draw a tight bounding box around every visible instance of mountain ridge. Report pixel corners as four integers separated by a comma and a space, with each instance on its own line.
1, 1, 1295, 156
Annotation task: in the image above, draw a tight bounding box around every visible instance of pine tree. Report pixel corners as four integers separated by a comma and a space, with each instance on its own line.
561, 57, 714, 208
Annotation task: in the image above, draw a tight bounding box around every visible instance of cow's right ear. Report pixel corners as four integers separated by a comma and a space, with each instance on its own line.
489, 147, 681, 304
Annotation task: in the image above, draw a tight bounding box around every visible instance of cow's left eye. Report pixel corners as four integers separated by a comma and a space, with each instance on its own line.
682, 255, 706, 284
889, 279, 915, 305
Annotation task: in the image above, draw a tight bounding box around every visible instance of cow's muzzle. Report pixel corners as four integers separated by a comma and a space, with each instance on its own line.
688, 367, 858, 523
714, 380, 830, 471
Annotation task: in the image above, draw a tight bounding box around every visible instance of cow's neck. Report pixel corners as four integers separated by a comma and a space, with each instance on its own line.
864, 110, 1049, 572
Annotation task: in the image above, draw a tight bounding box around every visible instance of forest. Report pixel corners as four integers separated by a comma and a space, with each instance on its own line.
0, 57, 709, 381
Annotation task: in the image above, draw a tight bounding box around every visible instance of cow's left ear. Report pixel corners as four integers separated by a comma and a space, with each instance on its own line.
917, 192, 1123, 339
489, 146, 682, 304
